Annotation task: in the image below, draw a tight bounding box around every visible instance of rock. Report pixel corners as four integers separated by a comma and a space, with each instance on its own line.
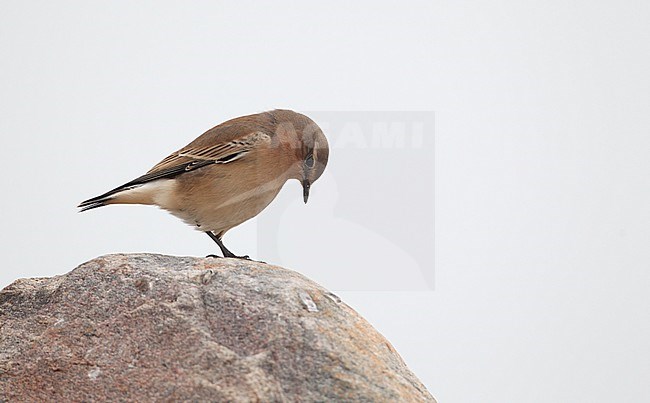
0, 254, 435, 402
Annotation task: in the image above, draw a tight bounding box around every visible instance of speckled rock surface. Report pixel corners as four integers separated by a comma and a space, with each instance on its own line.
0, 254, 434, 402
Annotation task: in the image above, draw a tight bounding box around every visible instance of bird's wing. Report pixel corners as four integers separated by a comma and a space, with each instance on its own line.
147, 131, 271, 174
77, 131, 272, 211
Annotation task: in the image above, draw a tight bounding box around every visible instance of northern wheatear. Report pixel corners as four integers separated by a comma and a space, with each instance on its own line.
78, 109, 329, 259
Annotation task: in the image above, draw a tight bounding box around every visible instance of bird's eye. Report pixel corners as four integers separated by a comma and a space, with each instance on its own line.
305, 153, 315, 168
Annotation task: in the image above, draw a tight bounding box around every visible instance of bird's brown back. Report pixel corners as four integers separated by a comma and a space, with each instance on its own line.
146, 110, 307, 175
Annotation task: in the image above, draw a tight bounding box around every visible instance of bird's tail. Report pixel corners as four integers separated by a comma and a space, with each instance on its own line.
77, 183, 145, 212
78, 163, 190, 212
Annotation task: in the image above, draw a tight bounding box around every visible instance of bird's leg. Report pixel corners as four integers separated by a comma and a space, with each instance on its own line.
205, 232, 250, 260
204, 232, 223, 258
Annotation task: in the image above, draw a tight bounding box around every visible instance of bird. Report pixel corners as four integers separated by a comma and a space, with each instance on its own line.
78, 109, 329, 260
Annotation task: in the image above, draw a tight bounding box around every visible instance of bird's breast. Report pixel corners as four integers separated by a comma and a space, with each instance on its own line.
162, 162, 289, 234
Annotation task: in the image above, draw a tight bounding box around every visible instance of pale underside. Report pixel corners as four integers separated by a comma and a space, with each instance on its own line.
110, 131, 293, 236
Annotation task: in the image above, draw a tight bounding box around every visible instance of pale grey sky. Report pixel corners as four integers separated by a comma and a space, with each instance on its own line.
2, 1, 650, 401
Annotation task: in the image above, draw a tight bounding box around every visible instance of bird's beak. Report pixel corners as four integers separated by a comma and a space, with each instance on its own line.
302, 179, 310, 204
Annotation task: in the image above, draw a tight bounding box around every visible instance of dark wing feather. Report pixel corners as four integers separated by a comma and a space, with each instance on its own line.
146, 131, 270, 173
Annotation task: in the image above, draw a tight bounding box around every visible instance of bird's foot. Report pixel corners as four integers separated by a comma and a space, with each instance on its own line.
208, 253, 251, 260
239, 256, 267, 264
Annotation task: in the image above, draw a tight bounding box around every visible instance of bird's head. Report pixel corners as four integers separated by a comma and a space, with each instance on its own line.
273, 110, 329, 204
299, 124, 329, 203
